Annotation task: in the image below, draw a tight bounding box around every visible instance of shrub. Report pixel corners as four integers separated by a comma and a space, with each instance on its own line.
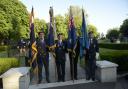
99, 43, 128, 50
0, 58, 19, 75
0, 46, 8, 52
100, 48, 128, 72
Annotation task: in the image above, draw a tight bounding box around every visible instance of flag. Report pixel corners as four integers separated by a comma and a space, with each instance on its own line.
67, 6, 77, 52
29, 7, 38, 73
48, 7, 55, 48
80, 9, 89, 59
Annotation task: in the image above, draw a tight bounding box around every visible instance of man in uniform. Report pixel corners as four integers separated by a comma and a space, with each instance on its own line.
68, 37, 80, 80
17, 38, 26, 55
85, 31, 99, 81
36, 31, 50, 83
55, 33, 66, 82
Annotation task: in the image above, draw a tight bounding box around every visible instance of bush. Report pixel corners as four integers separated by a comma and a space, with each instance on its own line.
0, 58, 20, 75
99, 43, 128, 50
100, 48, 128, 72
0, 46, 8, 52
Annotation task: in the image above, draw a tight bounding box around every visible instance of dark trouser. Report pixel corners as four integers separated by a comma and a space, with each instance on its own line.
25, 57, 29, 66
85, 53, 96, 79
38, 58, 50, 83
56, 61, 65, 81
69, 52, 78, 80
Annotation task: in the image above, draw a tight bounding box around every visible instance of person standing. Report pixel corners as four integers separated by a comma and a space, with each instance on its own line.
36, 31, 50, 83
55, 33, 66, 82
68, 37, 80, 80
85, 31, 99, 81
17, 38, 26, 56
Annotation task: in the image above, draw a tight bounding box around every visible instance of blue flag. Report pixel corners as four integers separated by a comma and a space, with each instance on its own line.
80, 9, 89, 59
29, 7, 38, 73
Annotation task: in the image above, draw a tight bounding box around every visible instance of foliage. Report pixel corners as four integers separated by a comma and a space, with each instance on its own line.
80, 47, 128, 72
64, 6, 98, 38
99, 43, 128, 50
106, 28, 119, 42
100, 48, 128, 71
34, 18, 47, 38
0, 58, 19, 74
88, 24, 99, 37
106, 28, 119, 39
0, 46, 8, 52
0, 0, 29, 41
120, 19, 128, 37
0, 2, 99, 41
98, 39, 110, 43
100, 32, 106, 39
55, 15, 67, 38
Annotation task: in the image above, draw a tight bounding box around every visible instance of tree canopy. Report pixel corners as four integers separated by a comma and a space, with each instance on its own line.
0, 0, 29, 41
55, 15, 67, 38
34, 18, 47, 38
106, 28, 119, 42
65, 6, 98, 37
120, 19, 128, 37
0, 2, 99, 42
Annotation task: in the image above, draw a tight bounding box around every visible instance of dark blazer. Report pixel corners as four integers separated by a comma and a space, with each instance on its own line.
88, 38, 99, 53
36, 39, 49, 65
55, 40, 67, 62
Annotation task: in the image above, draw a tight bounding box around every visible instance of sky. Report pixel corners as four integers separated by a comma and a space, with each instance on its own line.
21, 0, 128, 34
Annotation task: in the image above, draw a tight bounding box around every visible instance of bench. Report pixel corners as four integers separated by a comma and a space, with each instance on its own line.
96, 60, 118, 82
0, 67, 30, 89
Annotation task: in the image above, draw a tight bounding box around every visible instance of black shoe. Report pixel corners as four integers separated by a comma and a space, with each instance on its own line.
38, 80, 42, 84
62, 79, 65, 82
86, 76, 90, 80
92, 77, 95, 81
57, 79, 61, 82
74, 77, 78, 80
47, 79, 50, 83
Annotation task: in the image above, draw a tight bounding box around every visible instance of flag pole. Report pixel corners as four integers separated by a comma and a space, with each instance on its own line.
29, 6, 38, 84
53, 7, 57, 81
49, 6, 57, 81
70, 6, 74, 83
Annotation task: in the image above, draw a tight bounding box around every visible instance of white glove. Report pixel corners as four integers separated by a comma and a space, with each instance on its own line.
96, 52, 100, 60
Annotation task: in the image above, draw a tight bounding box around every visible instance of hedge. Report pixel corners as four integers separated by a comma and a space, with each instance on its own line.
99, 43, 128, 50
0, 58, 20, 75
0, 46, 8, 52
80, 48, 128, 72
100, 48, 128, 71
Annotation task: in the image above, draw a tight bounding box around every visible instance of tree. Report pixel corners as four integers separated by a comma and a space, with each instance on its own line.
106, 28, 119, 42
100, 32, 105, 39
55, 15, 67, 38
34, 18, 47, 38
88, 24, 99, 37
120, 19, 128, 37
0, 0, 29, 41
0, 10, 10, 41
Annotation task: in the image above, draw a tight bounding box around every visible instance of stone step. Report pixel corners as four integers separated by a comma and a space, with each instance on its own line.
29, 79, 96, 89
